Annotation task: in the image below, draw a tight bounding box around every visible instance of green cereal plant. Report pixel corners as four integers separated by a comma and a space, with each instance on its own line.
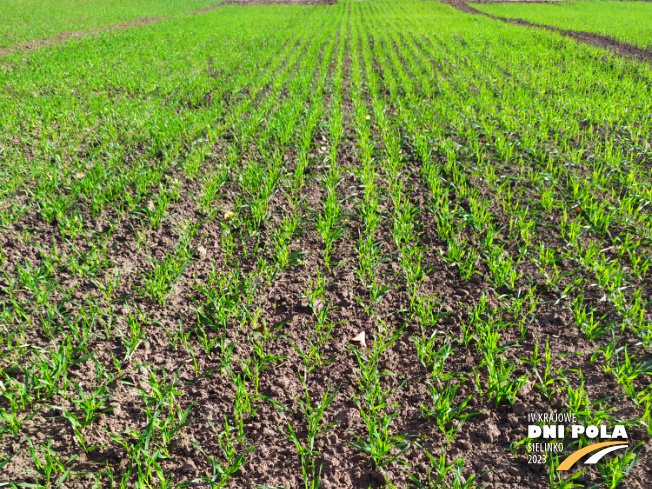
275, 380, 340, 489
530, 337, 565, 400
419, 381, 478, 441
134, 249, 192, 306
23, 437, 78, 489
191, 418, 254, 488
595, 442, 644, 489
405, 450, 488, 489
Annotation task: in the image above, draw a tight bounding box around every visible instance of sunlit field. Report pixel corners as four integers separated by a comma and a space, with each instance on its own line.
1, 1, 651, 488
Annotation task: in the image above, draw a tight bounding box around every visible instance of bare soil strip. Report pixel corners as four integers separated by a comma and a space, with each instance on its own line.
441, 0, 652, 64
0, 17, 166, 58
192, 3, 227, 13
1, 0, 337, 58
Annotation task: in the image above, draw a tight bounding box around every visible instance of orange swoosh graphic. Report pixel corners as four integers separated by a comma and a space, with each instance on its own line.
557, 441, 628, 471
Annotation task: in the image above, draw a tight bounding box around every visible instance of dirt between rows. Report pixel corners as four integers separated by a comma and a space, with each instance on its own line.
1, 77, 652, 487
440, 0, 652, 64
1, 3, 651, 488
1, 133, 651, 489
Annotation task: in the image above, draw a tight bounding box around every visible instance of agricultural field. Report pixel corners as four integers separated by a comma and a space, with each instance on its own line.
0, 0, 218, 50
1, 0, 652, 488
473, 0, 652, 50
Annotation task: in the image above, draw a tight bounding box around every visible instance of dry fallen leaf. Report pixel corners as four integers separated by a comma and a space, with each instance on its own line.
350, 331, 366, 347
75, 172, 85, 179
255, 324, 265, 335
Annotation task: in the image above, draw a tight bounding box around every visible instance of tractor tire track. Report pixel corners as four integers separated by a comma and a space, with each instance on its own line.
440, 0, 652, 65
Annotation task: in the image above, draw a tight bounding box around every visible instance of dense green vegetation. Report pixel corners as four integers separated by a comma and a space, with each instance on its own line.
0, 0, 650, 487
0, 0, 216, 48
474, 0, 652, 49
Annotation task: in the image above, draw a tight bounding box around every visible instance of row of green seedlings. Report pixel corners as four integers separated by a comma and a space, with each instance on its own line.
314, 57, 348, 274
191, 225, 342, 487
389, 7, 651, 480
362, 7, 535, 416
419, 109, 652, 397
0, 243, 263, 487
202, 5, 346, 280
178, 13, 349, 488
125, 265, 279, 488
352, 5, 640, 486
183, 12, 328, 181
336, 2, 648, 484
169, 66, 338, 489
262, 13, 351, 488
0, 219, 196, 378
0, 337, 196, 488
369, 60, 489, 489
0, 14, 334, 427
382, 0, 641, 384
392, 0, 648, 282
343, 16, 414, 488
207, 11, 339, 275
359, 25, 480, 442
4, 3, 345, 488
265, 267, 342, 489
132, 9, 338, 307
372, 0, 652, 482
2, 363, 192, 489
348, 11, 392, 318
0, 285, 182, 453
0, 23, 340, 484
1, 7, 325, 258
345, 8, 486, 488
0, 8, 322, 237
155, 17, 321, 227
400, 0, 650, 348
268, 8, 345, 275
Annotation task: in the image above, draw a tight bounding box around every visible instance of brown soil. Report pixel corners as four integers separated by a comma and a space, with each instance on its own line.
192, 3, 228, 13
1, 3, 651, 489
1, 113, 651, 489
441, 0, 652, 63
